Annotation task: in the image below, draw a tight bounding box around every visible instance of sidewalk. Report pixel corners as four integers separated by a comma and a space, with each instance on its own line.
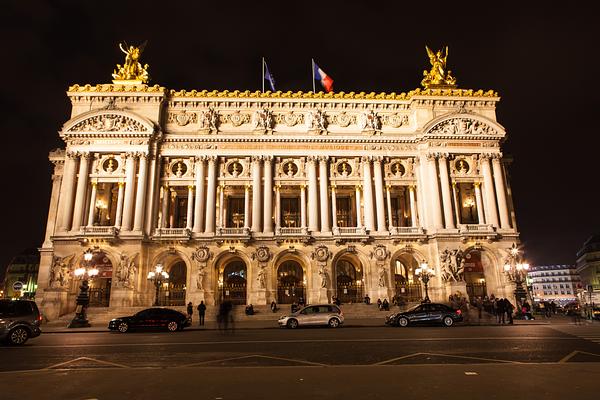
41, 313, 598, 333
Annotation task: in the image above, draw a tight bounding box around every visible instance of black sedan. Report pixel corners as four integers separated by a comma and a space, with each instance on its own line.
108, 308, 191, 333
385, 303, 463, 327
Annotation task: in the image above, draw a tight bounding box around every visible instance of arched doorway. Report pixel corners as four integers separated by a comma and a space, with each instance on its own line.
88, 251, 112, 307
161, 261, 186, 306
334, 257, 363, 303
464, 250, 487, 300
391, 254, 422, 303
277, 261, 305, 304
222, 259, 247, 305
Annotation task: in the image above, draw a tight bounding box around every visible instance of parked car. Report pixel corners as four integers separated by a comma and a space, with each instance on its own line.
0, 299, 42, 345
108, 308, 191, 333
278, 304, 344, 329
385, 303, 463, 327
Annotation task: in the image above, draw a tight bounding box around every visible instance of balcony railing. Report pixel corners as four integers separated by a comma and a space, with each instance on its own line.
82, 226, 118, 237
458, 224, 495, 233
153, 227, 191, 239
278, 227, 306, 235
217, 227, 250, 236
393, 226, 425, 235
334, 226, 367, 235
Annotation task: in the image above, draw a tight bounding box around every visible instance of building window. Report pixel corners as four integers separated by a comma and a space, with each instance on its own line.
336, 197, 354, 227
390, 189, 410, 227
227, 197, 245, 228
281, 197, 300, 228
92, 183, 118, 226
456, 183, 479, 224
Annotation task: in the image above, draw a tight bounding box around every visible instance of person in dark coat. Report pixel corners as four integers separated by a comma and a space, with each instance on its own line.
497, 298, 506, 324
197, 301, 206, 326
505, 299, 514, 324
187, 302, 193, 322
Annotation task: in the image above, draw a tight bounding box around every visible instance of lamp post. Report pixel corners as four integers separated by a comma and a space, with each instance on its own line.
147, 264, 169, 306
68, 249, 99, 328
503, 244, 530, 312
415, 262, 435, 303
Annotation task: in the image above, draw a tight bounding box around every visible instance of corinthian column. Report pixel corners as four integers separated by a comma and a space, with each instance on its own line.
114, 182, 125, 228
300, 184, 307, 230
244, 184, 250, 229
160, 185, 169, 228
307, 157, 319, 232
373, 157, 386, 232
362, 156, 375, 232
426, 154, 444, 230
133, 153, 148, 232
193, 157, 206, 233
71, 152, 91, 231
319, 156, 330, 233
437, 155, 455, 229
331, 184, 338, 233
275, 184, 281, 232
186, 185, 194, 230
263, 156, 273, 233
492, 155, 511, 229
58, 152, 78, 232
355, 185, 362, 228
415, 157, 428, 229
144, 154, 158, 236
86, 181, 98, 227
386, 184, 393, 230
251, 156, 262, 233
480, 155, 499, 227
409, 186, 417, 227
205, 156, 217, 233
121, 153, 137, 231
474, 182, 485, 224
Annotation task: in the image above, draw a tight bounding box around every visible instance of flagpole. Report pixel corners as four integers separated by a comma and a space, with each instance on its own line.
262, 57, 265, 93
311, 58, 316, 92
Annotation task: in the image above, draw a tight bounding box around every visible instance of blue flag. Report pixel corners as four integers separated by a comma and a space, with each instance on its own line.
264, 60, 276, 91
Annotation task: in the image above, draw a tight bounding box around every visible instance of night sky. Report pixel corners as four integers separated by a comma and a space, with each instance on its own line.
1, 1, 598, 278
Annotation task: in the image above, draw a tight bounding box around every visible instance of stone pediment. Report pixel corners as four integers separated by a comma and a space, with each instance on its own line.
62, 110, 155, 137
424, 114, 504, 138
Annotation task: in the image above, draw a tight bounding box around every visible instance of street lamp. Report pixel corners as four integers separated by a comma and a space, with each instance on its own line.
503, 243, 530, 311
68, 249, 99, 328
415, 262, 435, 303
147, 264, 169, 306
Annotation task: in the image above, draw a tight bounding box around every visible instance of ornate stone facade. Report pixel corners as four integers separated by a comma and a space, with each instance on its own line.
36, 82, 520, 319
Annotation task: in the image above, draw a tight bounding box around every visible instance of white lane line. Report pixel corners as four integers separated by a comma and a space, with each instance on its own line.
179, 354, 328, 368
44, 356, 130, 369
374, 352, 519, 365
558, 351, 579, 363
0, 336, 580, 350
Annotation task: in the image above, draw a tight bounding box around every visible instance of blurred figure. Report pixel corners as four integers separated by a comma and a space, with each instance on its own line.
245, 303, 254, 315
187, 302, 193, 324
364, 294, 371, 305
271, 300, 277, 313
382, 298, 389, 311
197, 301, 206, 326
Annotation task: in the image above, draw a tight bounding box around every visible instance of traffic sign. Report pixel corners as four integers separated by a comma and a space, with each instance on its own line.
12, 281, 23, 291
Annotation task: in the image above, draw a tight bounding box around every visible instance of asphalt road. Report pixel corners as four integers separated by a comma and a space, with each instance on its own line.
1, 325, 599, 399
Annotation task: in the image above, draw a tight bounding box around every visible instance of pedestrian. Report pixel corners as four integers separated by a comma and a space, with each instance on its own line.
271, 300, 277, 313
497, 298, 506, 324
222, 300, 234, 333
197, 301, 206, 326
476, 297, 483, 323
377, 298, 382, 310
382, 298, 389, 311
505, 299, 514, 324
187, 302, 193, 322
291, 301, 298, 313
364, 294, 371, 305
245, 303, 254, 315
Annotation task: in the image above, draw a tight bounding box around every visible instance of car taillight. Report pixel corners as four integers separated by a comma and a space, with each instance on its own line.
456, 309, 462, 315
37, 314, 43, 321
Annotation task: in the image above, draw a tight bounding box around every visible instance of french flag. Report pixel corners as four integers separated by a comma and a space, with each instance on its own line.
313, 60, 334, 93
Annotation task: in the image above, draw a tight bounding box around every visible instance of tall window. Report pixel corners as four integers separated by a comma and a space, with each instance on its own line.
390, 190, 410, 227
336, 197, 354, 227
456, 183, 479, 224
281, 198, 300, 227
93, 183, 118, 226
227, 197, 245, 228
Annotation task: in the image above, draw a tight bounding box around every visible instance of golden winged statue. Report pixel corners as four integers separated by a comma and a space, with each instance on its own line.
421, 45, 457, 89
112, 41, 150, 83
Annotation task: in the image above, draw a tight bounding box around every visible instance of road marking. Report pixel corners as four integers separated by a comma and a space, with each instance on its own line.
464, 372, 478, 375
374, 352, 519, 365
0, 336, 580, 350
179, 354, 328, 368
44, 356, 130, 369
559, 350, 600, 363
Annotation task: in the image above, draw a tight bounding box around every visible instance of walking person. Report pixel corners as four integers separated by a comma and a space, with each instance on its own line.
506, 299, 514, 324
187, 302, 193, 323
197, 301, 206, 326
497, 298, 506, 324
270, 300, 277, 313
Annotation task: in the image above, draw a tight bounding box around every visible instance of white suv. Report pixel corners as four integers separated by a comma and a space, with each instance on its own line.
278, 304, 344, 329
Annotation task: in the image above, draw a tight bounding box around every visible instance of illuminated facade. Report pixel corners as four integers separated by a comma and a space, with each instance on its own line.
36, 79, 522, 319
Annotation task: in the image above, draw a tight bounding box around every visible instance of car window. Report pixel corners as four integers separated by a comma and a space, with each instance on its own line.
0, 301, 16, 317
329, 306, 341, 314
318, 306, 330, 313
408, 304, 422, 312
136, 310, 152, 318
435, 304, 449, 311
421, 304, 434, 312
15, 302, 33, 316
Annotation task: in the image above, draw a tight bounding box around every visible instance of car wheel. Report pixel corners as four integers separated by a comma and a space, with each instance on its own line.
397, 317, 409, 327
287, 319, 298, 329
443, 316, 454, 327
328, 318, 340, 328
8, 327, 29, 345
117, 322, 129, 333
167, 321, 179, 332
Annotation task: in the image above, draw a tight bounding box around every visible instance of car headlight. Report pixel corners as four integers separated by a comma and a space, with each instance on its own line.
279, 315, 287, 320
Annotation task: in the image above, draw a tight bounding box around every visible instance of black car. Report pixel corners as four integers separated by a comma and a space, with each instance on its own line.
0, 299, 42, 345
385, 303, 463, 327
108, 308, 191, 333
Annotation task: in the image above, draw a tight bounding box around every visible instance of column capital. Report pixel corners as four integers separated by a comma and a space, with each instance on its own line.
263, 155, 273, 163
425, 153, 438, 161
188, 184, 195, 190
306, 156, 318, 163
207, 155, 218, 163
361, 155, 372, 163
194, 155, 207, 162
491, 152, 503, 161
251, 155, 263, 163
318, 155, 329, 163
478, 153, 492, 161
91, 180, 98, 187
474, 181, 481, 187
372, 156, 383, 163
437, 152, 449, 161
80, 151, 92, 160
